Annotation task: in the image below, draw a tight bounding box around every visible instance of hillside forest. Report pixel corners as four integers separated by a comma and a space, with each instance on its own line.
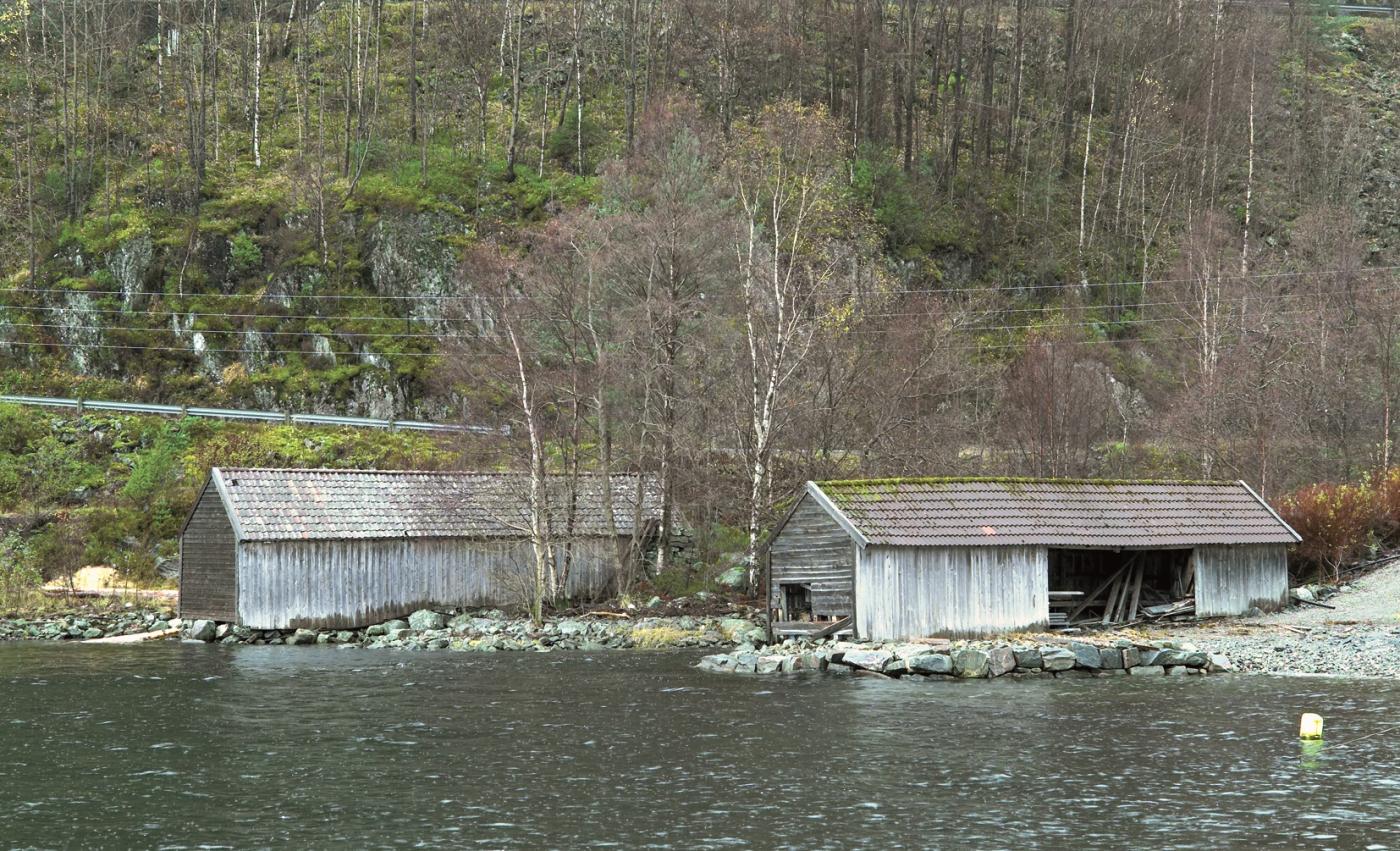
2, 0, 1400, 589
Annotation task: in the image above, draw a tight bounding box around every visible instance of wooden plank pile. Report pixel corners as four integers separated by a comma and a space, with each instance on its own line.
1052, 554, 1196, 628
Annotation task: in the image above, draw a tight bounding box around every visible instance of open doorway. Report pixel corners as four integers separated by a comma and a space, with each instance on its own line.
1047, 548, 1194, 626
780, 583, 813, 621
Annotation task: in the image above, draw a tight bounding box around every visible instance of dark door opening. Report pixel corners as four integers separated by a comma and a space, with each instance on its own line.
781, 583, 813, 621
1047, 548, 1194, 626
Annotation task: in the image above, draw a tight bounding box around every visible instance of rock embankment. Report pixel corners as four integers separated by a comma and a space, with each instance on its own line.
0, 607, 176, 641
697, 636, 1232, 679
179, 609, 768, 651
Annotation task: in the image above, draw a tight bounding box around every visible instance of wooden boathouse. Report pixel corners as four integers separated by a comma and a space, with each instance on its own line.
766, 478, 1301, 641
180, 468, 661, 629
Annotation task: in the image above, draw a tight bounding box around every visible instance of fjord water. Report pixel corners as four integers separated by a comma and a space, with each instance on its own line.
2, 645, 1398, 849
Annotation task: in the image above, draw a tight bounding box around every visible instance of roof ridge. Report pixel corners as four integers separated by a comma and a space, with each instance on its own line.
217, 467, 646, 477
815, 476, 1240, 487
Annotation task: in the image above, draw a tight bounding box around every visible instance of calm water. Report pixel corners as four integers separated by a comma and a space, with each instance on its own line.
2, 645, 1399, 850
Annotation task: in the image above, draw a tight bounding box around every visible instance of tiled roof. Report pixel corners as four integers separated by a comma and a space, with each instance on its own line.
809, 478, 1300, 548
211, 468, 661, 541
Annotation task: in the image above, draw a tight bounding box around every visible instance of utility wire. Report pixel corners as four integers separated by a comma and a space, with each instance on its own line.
0, 308, 1365, 360
6, 274, 1400, 327
4, 264, 1395, 303
7, 280, 1398, 342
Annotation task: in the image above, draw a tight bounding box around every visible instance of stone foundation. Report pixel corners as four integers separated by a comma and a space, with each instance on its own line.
696, 637, 1233, 679
179, 609, 768, 651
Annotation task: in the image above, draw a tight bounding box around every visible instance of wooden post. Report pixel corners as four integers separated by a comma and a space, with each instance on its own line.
765, 547, 774, 644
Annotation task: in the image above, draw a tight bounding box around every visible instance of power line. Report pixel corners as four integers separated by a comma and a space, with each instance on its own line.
0, 306, 1365, 362
5, 264, 1395, 304
0, 320, 487, 341
7, 271, 1399, 326
7, 278, 1397, 343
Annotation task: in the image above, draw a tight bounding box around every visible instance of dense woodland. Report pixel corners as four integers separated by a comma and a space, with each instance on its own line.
1, 1, 1399, 587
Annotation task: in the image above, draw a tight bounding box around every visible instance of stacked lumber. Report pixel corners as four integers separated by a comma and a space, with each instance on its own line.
1054, 554, 1196, 627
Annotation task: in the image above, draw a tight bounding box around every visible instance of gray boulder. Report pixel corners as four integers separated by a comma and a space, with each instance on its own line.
1129, 665, 1165, 676
366, 623, 389, 636
906, 653, 954, 675
987, 647, 1016, 677
1013, 647, 1043, 669
408, 610, 446, 631
1121, 646, 1142, 668
383, 619, 409, 632
1068, 641, 1102, 669
1040, 647, 1076, 671
718, 618, 755, 641
1099, 648, 1124, 670
557, 620, 589, 637
839, 649, 894, 672
696, 655, 733, 673
1153, 649, 1208, 668
741, 628, 768, 645
1206, 653, 1234, 673
953, 648, 990, 678
287, 628, 318, 646
186, 620, 217, 642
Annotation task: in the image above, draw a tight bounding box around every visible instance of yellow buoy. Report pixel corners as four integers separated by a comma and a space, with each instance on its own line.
1300, 713, 1324, 740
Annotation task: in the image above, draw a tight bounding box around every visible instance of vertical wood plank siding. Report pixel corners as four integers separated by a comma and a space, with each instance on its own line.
855, 545, 1049, 640
236, 537, 623, 629
768, 495, 856, 616
1194, 543, 1289, 616
179, 482, 238, 622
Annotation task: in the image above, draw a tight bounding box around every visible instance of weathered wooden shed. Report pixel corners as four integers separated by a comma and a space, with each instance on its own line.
767, 478, 1301, 641
180, 468, 661, 629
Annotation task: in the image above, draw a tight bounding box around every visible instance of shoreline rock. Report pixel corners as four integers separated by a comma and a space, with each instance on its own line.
696, 635, 1230, 681
0, 607, 176, 642
167, 607, 768, 653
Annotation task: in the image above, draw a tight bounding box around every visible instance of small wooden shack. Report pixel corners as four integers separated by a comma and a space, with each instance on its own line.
180, 468, 661, 629
767, 477, 1301, 641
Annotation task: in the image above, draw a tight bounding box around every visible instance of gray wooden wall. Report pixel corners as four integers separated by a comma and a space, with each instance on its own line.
1194, 543, 1289, 616
855, 545, 1049, 640
236, 537, 622, 629
179, 482, 238, 623
768, 495, 856, 618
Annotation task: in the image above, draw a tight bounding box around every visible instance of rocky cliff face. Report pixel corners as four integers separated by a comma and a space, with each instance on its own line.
18, 206, 476, 420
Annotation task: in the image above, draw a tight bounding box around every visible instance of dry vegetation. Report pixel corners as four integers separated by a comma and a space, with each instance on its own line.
1, 2, 1398, 590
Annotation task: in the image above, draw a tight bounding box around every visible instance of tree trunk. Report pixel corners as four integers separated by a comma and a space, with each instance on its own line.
409, 0, 420, 145
252, 0, 264, 169
507, 320, 549, 626
1241, 54, 1255, 276
1059, 0, 1078, 175
504, 0, 524, 181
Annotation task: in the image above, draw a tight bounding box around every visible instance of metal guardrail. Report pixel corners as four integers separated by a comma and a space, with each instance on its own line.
0, 394, 507, 435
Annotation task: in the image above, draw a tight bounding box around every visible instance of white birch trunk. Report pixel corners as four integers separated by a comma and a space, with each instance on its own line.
252, 0, 264, 169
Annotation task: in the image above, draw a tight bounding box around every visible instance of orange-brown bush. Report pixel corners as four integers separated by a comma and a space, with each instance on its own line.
1372, 468, 1400, 541
1278, 480, 1386, 580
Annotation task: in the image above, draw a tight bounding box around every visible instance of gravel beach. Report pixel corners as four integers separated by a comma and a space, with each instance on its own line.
1134, 559, 1400, 678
